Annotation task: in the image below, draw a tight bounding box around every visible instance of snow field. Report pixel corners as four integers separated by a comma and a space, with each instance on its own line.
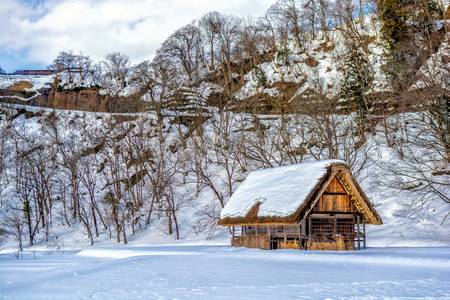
1, 245, 449, 299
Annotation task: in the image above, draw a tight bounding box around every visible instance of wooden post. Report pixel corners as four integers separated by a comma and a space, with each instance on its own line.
232, 226, 235, 240
357, 216, 361, 250
300, 219, 306, 249
283, 225, 287, 245
308, 217, 312, 249
298, 225, 302, 250
334, 215, 337, 241
363, 219, 366, 249
268, 226, 271, 250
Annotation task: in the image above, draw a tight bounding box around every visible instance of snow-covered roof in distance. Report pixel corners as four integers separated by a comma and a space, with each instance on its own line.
220, 159, 345, 220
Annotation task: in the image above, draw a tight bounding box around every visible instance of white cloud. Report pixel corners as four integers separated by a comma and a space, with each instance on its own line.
0, 0, 275, 71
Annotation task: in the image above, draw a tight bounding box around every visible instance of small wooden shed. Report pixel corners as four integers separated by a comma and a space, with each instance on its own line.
218, 160, 382, 250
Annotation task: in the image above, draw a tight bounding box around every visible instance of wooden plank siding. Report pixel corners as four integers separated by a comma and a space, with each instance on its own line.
313, 177, 358, 213
326, 176, 346, 194
242, 225, 300, 238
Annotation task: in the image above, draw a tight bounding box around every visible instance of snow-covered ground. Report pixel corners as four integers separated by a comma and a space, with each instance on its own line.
1, 242, 449, 299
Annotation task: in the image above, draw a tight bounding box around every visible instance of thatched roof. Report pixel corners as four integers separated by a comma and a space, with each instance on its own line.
218, 160, 383, 226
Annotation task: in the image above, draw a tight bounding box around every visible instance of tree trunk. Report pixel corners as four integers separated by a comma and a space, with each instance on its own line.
123, 224, 127, 244
91, 204, 99, 237
173, 211, 179, 240
167, 211, 173, 235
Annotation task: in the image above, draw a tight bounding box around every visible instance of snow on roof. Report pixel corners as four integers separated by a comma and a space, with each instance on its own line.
220, 159, 345, 219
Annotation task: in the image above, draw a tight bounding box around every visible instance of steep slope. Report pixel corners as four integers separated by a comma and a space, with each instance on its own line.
0, 103, 448, 252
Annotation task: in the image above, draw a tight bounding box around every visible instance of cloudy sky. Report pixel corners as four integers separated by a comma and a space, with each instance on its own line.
0, 0, 275, 72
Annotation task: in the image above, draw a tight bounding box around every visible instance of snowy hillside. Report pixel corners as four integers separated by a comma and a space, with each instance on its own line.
0, 103, 448, 253
234, 15, 390, 102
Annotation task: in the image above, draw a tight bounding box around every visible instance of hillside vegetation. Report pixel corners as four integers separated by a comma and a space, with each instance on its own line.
0, 0, 449, 252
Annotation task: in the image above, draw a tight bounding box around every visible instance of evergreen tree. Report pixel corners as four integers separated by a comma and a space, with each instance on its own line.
378, 0, 443, 48
378, 0, 408, 46
340, 49, 373, 117
379, 0, 444, 91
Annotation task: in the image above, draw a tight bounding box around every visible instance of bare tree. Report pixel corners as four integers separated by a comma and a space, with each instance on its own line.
303, 0, 331, 38
199, 11, 223, 69
0, 116, 11, 206
77, 52, 93, 84
90, 62, 103, 87
157, 22, 204, 86
99, 118, 130, 243
238, 17, 270, 68
102, 52, 131, 112
0, 212, 25, 253
9, 116, 58, 245
330, 0, 370, 51
50, 50, 79, 84
270, 0, 305, 49
102, 52, 130, 89
187, 111, 247, 236
42, 112, 82, 221
258, 6, 279, 51
216, 13, 243, 83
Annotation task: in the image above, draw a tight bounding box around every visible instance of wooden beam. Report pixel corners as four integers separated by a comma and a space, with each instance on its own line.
301, 219, 306, 236
299, 225, 302, 250
363, 219, 366, 250
357, 216, 361, 250
308, 217, 312, 249
334, 215, 337, 242
336, 171, 378, 225
303, 170, 338, 220
322, 192, 347, 196
310, 213, 355, 219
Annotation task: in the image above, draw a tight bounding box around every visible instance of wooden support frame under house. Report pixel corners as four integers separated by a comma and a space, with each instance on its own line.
218, 160, 382, 251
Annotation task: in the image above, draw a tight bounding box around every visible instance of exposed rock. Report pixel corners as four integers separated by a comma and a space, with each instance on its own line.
7, 81, 33, 91
47, 87, 109, 112
0, 88, 48, 106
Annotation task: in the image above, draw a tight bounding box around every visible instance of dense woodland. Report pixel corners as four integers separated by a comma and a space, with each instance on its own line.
0, 0, 449, 251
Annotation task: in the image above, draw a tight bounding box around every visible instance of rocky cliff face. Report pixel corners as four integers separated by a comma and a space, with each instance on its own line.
0, 87, 49, 107
49, 86, 147, 113
47, 87, 109, 112
0, 83, 145, 113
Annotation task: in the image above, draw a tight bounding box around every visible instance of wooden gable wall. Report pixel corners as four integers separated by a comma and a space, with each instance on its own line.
312, 176, 358, 213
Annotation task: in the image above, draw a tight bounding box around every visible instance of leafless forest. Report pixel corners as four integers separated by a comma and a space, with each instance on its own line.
0, 0, 448, 250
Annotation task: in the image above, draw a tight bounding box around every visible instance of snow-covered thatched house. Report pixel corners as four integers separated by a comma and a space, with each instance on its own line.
218, 160, 383, 250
